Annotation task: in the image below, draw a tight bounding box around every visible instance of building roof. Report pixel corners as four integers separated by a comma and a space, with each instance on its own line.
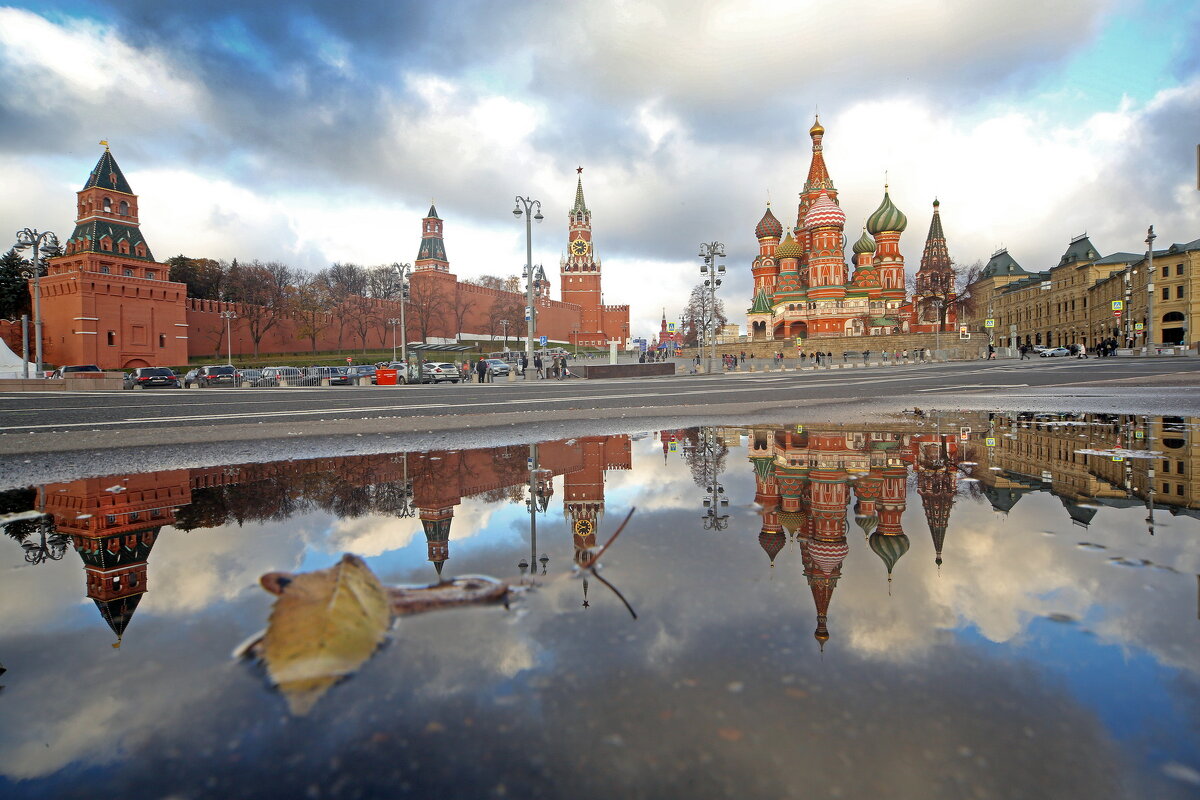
749, 288, 773, 314
802, 116, 835, 195
981, 248, 1029, 279
803, 191, 846, 230
918, 199, 952, 274
573, 171, 588, 214
1057, 235, 1100, 266
1093, 251, 1140, 266
776, 231, 803, 260
83, 148, 134, 195
67, 219, 156, 262
852, 227, 876, 254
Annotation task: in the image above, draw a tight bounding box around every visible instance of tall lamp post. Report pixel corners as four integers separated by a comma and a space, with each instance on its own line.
14, 228, 58, 378
1144, 225, 1157, 354
387, 317, 401, 362
219, 310, 237, 366
513, 196, 544, 375
391, 262, 411, 379
699, 241, 726, 373
499, 319, 510, 349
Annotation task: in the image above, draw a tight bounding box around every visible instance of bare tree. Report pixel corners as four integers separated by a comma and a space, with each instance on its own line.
225, 260, 296, 357
294, 273, 333, 353
952, 259, 985, 321
408, 279, 449, 342
466, 274, 521, 292
367, 264, 403, 300
683, 284, 727, 350
323, 263, 368, 349
487, 291, 524, 346
451, 292, 475, 343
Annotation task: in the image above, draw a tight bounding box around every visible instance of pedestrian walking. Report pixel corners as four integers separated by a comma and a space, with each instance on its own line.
475, 357, 488, 383
987, 344, 996, 360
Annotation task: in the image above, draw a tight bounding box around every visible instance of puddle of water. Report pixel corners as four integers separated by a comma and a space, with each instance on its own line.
1, 411, 1199, 799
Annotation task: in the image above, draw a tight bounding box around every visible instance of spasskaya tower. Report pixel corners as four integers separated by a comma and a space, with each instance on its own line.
559, 168, 629, 349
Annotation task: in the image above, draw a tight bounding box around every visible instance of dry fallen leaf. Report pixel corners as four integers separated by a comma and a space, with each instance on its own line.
261, 554, 391, 716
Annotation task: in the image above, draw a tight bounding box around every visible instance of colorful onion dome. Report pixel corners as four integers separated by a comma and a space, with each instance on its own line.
755, 205, 783, 240
775, 231, 803, 260
759, 529, 786, 565
855, 515, 879, 537
869, 531, 910, 577
777, 510, 805, 535
809, 538, 849, 574
803, 191, 845, 230
866, 187, 907, 234
809, 116, 824, 137
852, 227, 877, 254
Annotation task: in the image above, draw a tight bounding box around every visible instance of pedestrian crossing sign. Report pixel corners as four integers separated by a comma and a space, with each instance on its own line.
1111, 300, 1124, 311
1135, 322, 1144, 331
985, 437, 997, 447
984, 319, 995, 328
667, 323, 676, 333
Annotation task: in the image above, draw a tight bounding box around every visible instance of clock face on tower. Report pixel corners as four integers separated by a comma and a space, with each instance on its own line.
570, 238, 590, 257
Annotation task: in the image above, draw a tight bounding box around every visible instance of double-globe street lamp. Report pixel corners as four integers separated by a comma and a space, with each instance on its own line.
513, 197, 543, 375
219, 310, 237, 366
391, 262, 411, 380
13, 227, 58, 378
699, 241, 726, 373
387, 317, 401, 362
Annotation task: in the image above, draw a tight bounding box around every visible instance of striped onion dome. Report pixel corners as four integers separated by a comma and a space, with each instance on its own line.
866, 187, 907, 234
852, 227, 877, 254
777, 509, 805, 535
869, 531, 910, 575
775, 231, 804, 260
759, 529, 786, 565
803, 191, 846, 230
855, 515, 879, 537
755, 206, 783, 239
809, 538, 849, 574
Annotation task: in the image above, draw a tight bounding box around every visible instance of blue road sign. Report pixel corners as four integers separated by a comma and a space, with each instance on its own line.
539, 335, 547, 345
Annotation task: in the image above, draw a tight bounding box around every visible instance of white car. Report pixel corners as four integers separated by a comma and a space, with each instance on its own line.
1039, 347, 1071, 357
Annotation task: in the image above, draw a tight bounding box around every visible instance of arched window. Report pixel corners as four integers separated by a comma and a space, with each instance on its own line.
102, 197, 112, 212
1163, 311, 1185, 322
118, 200, 129, 216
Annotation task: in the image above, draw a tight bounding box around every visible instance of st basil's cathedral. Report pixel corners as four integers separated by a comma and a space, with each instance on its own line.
746, 118, 957, 342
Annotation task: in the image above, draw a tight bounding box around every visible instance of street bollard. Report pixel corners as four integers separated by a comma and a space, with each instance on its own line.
508, 370, 515, 383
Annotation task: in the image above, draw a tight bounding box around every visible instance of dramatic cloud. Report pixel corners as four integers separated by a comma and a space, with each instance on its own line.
1, 0, 1197, 336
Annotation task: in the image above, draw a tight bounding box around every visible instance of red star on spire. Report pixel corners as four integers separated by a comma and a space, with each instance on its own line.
576, 166, 583, 174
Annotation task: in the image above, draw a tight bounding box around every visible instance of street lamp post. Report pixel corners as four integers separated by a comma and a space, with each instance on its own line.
391, 262, 411, 379
499, 319, 510, 349
698, 241, 726, 374
1145, 225, 1157, 354
513, 196, 544, 377
387, 317, 401, 362
219, 310, 237, 366
14, 228, 58, 378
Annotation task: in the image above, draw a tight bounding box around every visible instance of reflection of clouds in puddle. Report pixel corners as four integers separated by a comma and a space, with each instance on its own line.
322, 495, 514, 559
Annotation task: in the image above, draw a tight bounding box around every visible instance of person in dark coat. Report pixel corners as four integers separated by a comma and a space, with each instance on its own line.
476, 357, 488, 383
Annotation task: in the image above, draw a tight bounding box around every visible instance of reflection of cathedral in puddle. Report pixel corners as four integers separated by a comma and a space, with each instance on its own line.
746, 425, 960, 650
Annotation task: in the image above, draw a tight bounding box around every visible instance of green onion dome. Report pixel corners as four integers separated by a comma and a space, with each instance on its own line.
775, 231, 803, 261
759, 528, 786, 565
869, 531, 910, 576
755, 206, 784, 240
866, 187, 907, 235
852, 227, 877, 255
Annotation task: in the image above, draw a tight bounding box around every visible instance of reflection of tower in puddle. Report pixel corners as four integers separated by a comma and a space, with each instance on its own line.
916, 435, 958, 571
40, 471, 190, 646
800, 434, 850, 650
410, 451, 465, 580
564, 436, 632, 607
750, 431, 785, 567
870, 464, 910, 592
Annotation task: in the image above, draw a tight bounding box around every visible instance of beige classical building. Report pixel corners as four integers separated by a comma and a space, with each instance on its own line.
965, 234, 1200, 351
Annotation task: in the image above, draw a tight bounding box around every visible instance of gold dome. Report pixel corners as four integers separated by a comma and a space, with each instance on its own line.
809, 116, 824, 137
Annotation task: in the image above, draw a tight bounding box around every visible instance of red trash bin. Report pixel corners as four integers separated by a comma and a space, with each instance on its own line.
376, 368, 398, 386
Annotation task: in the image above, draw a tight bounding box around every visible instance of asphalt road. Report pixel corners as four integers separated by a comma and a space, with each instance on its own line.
3, 356, 1199, 433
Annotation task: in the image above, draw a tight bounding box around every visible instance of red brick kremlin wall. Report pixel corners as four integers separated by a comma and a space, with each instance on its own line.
183, 283, 584, 360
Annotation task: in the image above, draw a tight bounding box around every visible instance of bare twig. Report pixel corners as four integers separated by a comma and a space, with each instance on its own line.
580, 507, 635, 570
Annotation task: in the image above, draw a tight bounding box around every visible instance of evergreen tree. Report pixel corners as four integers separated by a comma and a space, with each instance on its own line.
0, 248, 32, 321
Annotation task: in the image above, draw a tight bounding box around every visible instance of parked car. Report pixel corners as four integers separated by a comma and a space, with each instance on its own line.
238, 368, 264, 387
1039, 347, 1071, 357
124, 367, 180, 389
185, 364, 238, 388
483, 358, 512, 377
1031, 345, 1050, 353
306, 366, 353, 385
51, 364, 101, 379
420, 361, 461, 383
259, 366, 303, 386
346, 365, 377, 384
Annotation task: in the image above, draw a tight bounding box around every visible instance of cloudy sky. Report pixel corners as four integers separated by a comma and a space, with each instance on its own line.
1, 0, 1198, 337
